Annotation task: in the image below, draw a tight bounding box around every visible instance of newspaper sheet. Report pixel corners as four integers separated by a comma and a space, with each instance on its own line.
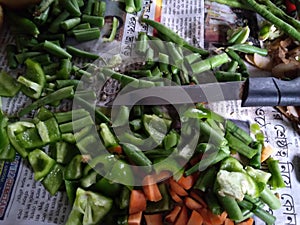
0, 0, 299, 224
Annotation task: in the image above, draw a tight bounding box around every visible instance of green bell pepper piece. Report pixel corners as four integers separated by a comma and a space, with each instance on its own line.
28, 149, 56, 181
42, 163, 64, 195
50, 141, 79, 164
65, 187, 113, 225
7, 121, 36, 158
0, 111, 16, 161
0, 70, 21, 97
17, 58, 46, 99
36, 117, 61, 143
92, 177, 121, 197
64, 154, 87, 180
220, 156, 244, 172
15, 127, 45, 149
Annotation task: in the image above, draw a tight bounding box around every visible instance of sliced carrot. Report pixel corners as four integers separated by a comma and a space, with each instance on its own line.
198, 208, 212, 225
261, 144, 275, 162
184, 196, 203, 212
142, 175, 162, 202
169, 188, 183, 203
218, 211, 228, 224
208, 210, 224, 225
174, 206, 189, 225
187, 210, 204, 225
177, 174, 196, 190
144, 213, 163, 225
236, 217, 254, 225
154, 170, 171, 183
169, 178, 188, 196
190, 190, 208, 208
129, 190, 147, 214
128, 211, 143, 225
224, 218, 235, 225
165, 205, 182, 223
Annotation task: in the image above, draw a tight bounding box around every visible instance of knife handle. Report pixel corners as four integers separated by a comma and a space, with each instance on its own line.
242, 76, 300, 106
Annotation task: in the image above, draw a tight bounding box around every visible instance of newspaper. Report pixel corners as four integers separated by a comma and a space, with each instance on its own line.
0, 0, 299, 225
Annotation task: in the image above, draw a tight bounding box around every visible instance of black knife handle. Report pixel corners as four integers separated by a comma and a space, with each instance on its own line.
242, 76, 300, 106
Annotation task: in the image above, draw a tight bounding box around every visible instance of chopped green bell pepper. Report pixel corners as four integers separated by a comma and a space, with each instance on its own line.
17, 58, 46, 99
42, 163, 64, 195
0, 70, 21, 97
65, 187, 113, 225
28, 149, 56, 181
7, 121, 36, 158
0, 111, 16, 161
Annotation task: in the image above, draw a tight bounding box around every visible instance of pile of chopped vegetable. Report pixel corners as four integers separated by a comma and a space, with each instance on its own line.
0, 0, 291, 224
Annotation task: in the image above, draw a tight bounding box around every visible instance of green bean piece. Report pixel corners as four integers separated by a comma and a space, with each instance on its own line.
56, 78, 79, 89
166, 42, 183, 66
184, 53, 201, 64
199, 120, 227, 148
18, 86, 74, 117
56, 59, 72, 80
136, 32, 148, 54
259, 186, 281, 210
73, 28, 101, 42
158, 53, 170, 73
15, 52, 43, 64
34, 0, 56, 16
61, 17, 81, 30
74, 96, 111, 123
43, 63, 60, 75
191, 53, 230, 75
125, 0, 136, 13
34, 6, 50, 26
217, 194, 244, 221
226, 60, 239, 72
194, 166, 217, 191
82, 15, 105, 27
215, 71, 242, 82
59, 116, 94, 133
248, 141, 262, 169
204, 190, 223, 215
77, 0, 84, 7
43, 40, 72, 59
210, 0, 253, 10
225, 132, 258, 159
72, 23, 91, 31
49, 10, 71, 33
60, 0, 81, 16
134, 0, 143, 12
225, 48, 249, 77
98, 1, 106, 17
66, 45, 99, 60
92, 1, 101, 16
83, 0, 95, 15
121, 143, 152, 169
141, 18, 209, 56
228, 44, 268, 56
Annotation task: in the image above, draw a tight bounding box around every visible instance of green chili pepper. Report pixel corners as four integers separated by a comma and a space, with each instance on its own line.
28, 149, 56, 181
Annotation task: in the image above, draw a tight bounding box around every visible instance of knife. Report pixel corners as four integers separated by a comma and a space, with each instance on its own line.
111, 76, 300, 107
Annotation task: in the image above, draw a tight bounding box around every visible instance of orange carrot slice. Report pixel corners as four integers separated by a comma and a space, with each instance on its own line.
169, 178, 188, 196
129, 190, 147, 214
184, 196, 203, 212
165, 205, 182, 223
144, 213, 163, 225
224, 218, 235, 225
142, 175, 162, 202
128, 211, 143, 225
174, 206, 189, 225
177, 175, 196, 190
169, 188, 183, 203
187, 210, 204, 225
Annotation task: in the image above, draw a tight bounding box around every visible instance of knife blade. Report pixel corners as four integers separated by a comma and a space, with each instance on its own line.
111, 76, 300, 107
